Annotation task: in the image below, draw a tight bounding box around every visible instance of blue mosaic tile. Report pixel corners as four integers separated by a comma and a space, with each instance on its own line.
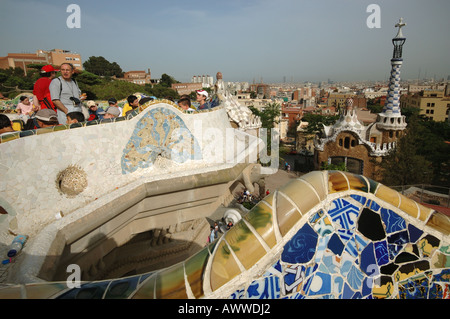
380, 208, 406, 233
307, 272, 332, 296
327, 233, 344, 256
375, 241, 389, 266
361, 243, 377, 276
281, 223, 318, 264
350, 194, 367, 205
246, 276, 280, 299
329, 198, 360, 230
387, 230, 409, 245
408, 224, 424, 243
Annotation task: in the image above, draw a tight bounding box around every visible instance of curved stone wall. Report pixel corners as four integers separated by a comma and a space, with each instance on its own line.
0, 170, 448, 299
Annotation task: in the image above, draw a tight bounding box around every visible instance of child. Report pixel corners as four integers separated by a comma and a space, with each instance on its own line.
66, 111, 85, 124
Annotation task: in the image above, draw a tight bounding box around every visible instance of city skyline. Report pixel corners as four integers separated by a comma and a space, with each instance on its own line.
1, 0, 449, 84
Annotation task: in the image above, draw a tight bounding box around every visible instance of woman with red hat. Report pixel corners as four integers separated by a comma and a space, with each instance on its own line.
32, 64, 59, 112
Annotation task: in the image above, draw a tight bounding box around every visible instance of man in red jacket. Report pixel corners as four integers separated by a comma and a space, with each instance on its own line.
32, 64, 59, 111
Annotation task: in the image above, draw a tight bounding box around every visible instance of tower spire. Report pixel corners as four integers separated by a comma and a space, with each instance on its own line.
376, 18, 407, 130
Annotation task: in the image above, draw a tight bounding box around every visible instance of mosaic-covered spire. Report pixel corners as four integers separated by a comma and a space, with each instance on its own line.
377, 18, 407, 130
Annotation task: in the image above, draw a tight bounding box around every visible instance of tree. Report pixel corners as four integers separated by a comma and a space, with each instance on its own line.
377, 115, 433, 186
248, 102, 281, 129
159, 73, 177, 88
301, 113, 339, 135
83, 56, 124, 77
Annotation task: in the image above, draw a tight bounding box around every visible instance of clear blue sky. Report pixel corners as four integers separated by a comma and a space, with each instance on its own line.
1, 0, 449, 83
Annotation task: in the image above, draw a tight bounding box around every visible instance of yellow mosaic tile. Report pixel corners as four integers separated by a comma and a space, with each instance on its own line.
184, 247, 210, 298
0, 285, 22, 299
398, 194, 419, 219
243, 201, 276, 248
276, 191, 302, 236
328, 171, 349, 193
263, 192, 274, 206
280, 180, 320, 216
25, 282, 67, 299
426, 212, 450, 235
225, 220, 267, 270
35, 127, 56, 135
375, 184, 400, 207
210, 240, 242, 291
131, 274, 156, 299
155, 263, 188, 299
0, 132, 20, 143
417, 204, 434, 222
299, 171, 327, 200
342, 171, 369, 192
418, 237, 439, 258
372, 280, 394, 299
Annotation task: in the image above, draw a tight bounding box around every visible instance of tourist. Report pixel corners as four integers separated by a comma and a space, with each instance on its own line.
33, 64, 58, 112
86, 100, 104, 121
23, 109, 59, 130
66, 111, 85, 124
16, 96, 38, 122
107, 97, 123, 115
122, 95, 138, 116
226, 221, 233, 230
0, 114, 15, 136
122, 95, 139, 116
49, 63, 85, 125
99, 107, 121, 119
196, 90, 210, 110
177, 97, 194, 112
209, 226, 215, 242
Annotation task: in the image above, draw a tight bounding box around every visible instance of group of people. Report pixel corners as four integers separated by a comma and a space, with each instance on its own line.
3, 62, 219, 136
4, 63, 147, 133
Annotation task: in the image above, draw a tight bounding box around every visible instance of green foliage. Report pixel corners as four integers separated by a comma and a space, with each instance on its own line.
249, 102, 281, 129
159, 73, 178, 88
320, 161, 347, 172
378, 114, 433, 186
144, 83, 179, 100
302, 113, 339, 134
83, 56, 124, 77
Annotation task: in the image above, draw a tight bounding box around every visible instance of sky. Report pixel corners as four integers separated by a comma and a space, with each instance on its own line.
1, 0, 449, 83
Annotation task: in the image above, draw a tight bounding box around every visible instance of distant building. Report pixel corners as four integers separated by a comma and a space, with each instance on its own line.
314, 18, 408, 180
191, 75, 213, 88
0, 49, 83, 75
401, 87, 450, 122
171, 83, 203, 95
118, 70, 152, 85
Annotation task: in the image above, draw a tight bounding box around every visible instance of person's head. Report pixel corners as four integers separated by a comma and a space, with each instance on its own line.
108, 97, 118, 107
127, 95, 139, 108
35, 109, 59, 127
100, 107, 121, 119
0, 114, 13, 132
60, 63, 74, 81
178, 98, 191, 110
87, 100, 98, 112
19, 96, 30, 105
196, 90, 208, 103
40, 64, 59, 78
66, 111, 85, 124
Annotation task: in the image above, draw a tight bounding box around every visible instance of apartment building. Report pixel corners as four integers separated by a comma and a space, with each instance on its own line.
0, 49, 83, 73
400, 88, 450, 122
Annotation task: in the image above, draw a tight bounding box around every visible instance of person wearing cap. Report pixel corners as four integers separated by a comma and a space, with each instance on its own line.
196, 90, 211, 110
99, 107, 121, 119
23, 109, 59, 130
49, 62, 85, 125
108, 97, 123, 116
32, 64, 59, 112
86, 100, 104, 121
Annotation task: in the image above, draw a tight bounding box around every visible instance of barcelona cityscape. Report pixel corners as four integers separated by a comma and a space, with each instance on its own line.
0, 0, 448, 305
